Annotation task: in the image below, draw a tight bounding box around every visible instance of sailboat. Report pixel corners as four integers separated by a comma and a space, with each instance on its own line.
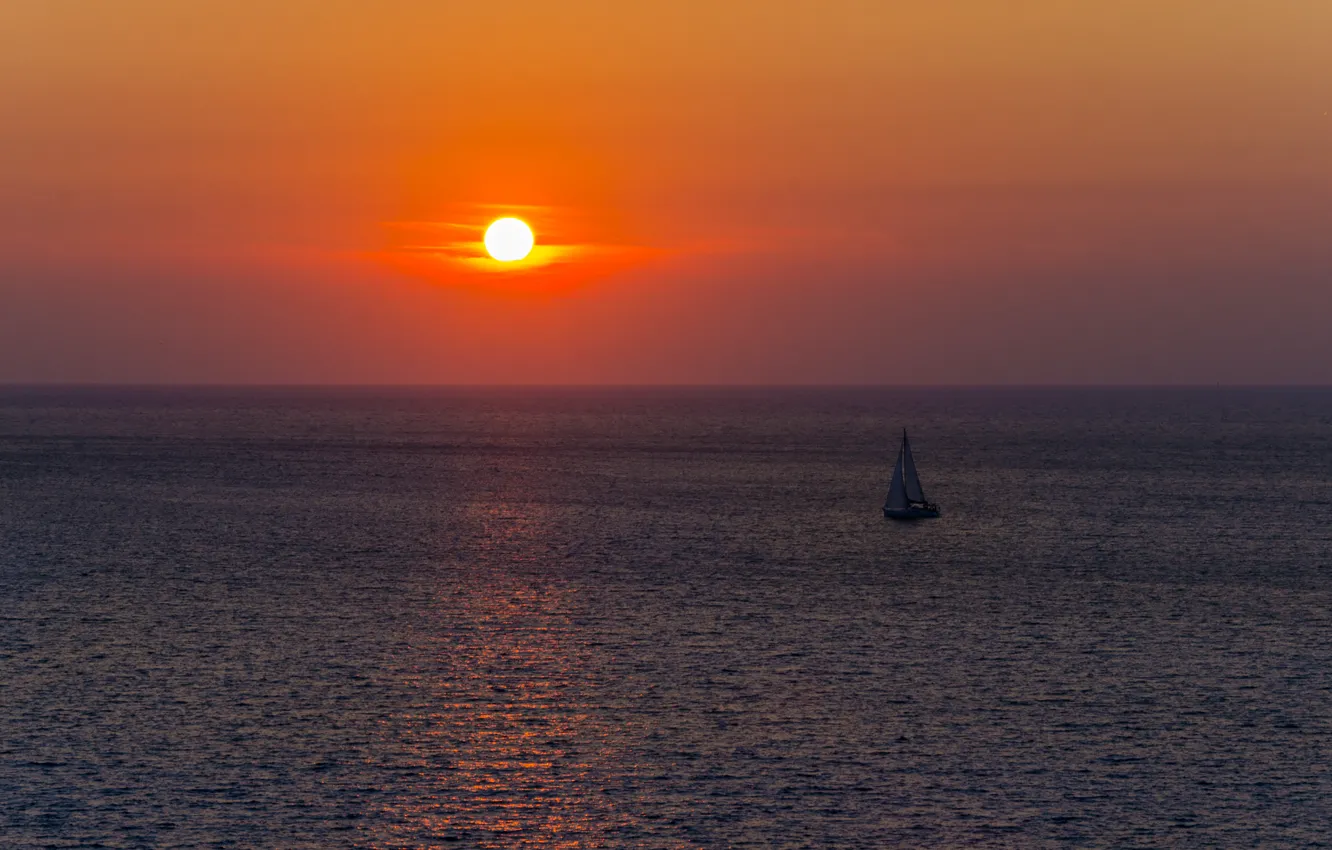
883, 429, 941, 519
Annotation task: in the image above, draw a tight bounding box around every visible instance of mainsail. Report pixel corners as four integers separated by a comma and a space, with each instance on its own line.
884, 446, 909, 511
902, 431, 926, 503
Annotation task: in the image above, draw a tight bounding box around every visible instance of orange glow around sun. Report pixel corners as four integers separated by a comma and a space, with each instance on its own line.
377, 199, 666, 294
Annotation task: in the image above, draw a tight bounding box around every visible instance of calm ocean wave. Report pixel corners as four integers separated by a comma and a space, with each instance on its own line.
3, 387, 1331, 848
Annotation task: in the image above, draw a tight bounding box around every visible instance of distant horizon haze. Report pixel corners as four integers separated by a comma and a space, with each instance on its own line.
4, 383, 1332, 392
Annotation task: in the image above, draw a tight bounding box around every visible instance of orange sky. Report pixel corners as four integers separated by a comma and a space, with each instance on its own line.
2, 0, 1330, 383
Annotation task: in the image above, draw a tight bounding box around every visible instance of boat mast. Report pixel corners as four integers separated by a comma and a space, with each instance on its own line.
884, 435, 908, 510
902, 429, 927, 503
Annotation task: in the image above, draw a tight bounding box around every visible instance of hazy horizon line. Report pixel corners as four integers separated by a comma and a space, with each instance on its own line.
3, 383, 1330, 392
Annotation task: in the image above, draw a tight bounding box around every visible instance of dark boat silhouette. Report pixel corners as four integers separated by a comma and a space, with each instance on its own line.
883, 429, 941, 519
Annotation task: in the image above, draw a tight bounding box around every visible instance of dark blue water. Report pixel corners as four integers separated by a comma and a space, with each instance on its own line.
3, 388, 1331, 848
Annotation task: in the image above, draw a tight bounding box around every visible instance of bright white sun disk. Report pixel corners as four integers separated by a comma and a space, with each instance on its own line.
484, 218, 535, 262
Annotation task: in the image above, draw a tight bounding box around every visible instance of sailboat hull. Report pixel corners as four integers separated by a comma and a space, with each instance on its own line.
883, 506, 941, 520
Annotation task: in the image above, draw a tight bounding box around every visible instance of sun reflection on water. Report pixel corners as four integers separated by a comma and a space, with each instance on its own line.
368, 496, 642, 848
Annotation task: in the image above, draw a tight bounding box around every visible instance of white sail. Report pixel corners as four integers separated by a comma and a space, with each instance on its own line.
902, 432, 926, 503
884, 446, 908, 511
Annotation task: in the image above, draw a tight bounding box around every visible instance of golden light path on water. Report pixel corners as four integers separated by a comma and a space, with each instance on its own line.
368, 494, 637, 848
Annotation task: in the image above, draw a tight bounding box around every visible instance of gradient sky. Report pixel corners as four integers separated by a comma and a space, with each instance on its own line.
2, 0, 1329, 383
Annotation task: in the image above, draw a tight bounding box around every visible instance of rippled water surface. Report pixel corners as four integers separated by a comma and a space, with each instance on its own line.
3, 387, 1332, 848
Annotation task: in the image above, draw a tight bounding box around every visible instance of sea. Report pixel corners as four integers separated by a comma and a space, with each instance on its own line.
2, 387, 1331, 849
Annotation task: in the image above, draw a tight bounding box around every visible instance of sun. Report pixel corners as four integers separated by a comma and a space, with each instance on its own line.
483, 217, 535, 262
